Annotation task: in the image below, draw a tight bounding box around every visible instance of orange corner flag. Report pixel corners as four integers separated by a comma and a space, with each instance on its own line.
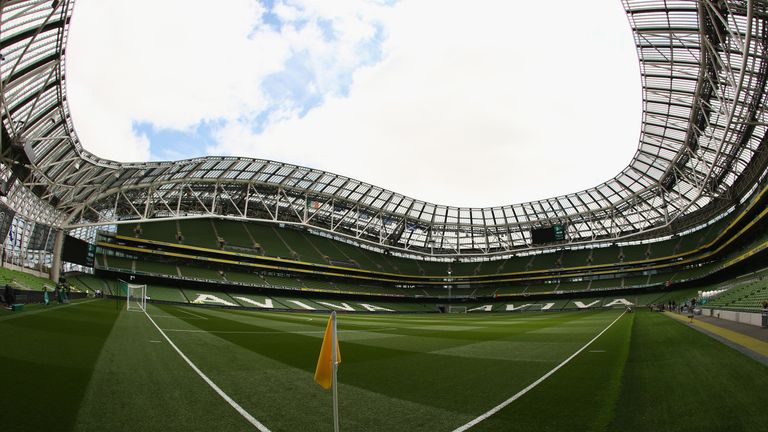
314, 312, 341, 390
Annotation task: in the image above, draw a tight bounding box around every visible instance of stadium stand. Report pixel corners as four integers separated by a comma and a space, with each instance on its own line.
216, 220, 262, 252
703, 279, 768, 311
69, 277, 111, 296
146, 284, 189, 303
93, 209, 768, 307
559, 248, 593, 268
103, 202, 749, 293
245, 224, 295, 259
222, 270, 263, 285
181, 219, 221, 249
135, 260, 179, 277
179, 266, 225, 282
588, 246, 621, 265
263, 275, 308, 290
102, 255, 134, 272
588, 278, 623, 290
0, 268, 56, 292
620, 243, 649, 262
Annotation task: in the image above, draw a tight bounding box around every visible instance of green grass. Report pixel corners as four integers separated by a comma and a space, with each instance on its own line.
1, 302, 766, 431
0, 300, 119, 432
0, 267, 56, 291
607, 312, 768, 430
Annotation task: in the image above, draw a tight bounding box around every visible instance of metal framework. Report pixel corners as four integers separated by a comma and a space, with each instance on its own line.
1, 0, 768, 259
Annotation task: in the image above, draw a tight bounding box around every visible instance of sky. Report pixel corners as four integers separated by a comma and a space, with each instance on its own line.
65, 0, 641, 208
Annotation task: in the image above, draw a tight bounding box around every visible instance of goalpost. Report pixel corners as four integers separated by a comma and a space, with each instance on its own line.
119, 279, 147, 312
448, 305, 468, 314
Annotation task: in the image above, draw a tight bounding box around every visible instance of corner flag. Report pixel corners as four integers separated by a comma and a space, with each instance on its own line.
314, 311, 341, 390
314, 311, 341, 431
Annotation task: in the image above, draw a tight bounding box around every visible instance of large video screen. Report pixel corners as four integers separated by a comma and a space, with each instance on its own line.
62, 235, 95, 267
530, 224, 566, 245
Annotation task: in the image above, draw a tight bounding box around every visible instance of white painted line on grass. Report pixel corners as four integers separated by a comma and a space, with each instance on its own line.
143, 310, 271, 432
451, 311, 626, 432
148, 312, 206, 320
0, 299, 99, 322
161, 327, 398, 335
176, 308, 209, 320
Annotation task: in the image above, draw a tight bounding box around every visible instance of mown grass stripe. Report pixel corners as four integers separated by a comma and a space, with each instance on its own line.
452, 311, 626, 432
0, 300, 120, 432
0, 298, 97, 322
143, 308, 272, 432
160, 327, 398, 334
664, 311, 768, 357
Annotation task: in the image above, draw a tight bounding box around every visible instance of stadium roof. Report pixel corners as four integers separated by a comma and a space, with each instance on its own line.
2, 0, 768, 257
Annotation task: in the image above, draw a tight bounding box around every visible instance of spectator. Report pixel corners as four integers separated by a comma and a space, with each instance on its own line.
60, 284, 69, 304
4, 284, 14, 308
762, 300, 768, 311
42, 287, 49, 306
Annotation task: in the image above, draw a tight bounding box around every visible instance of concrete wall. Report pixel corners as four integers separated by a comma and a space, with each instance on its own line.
701, 308, 766, 327
2, 262, 50, 280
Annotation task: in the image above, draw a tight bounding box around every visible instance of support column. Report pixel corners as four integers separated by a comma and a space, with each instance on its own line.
51, 229, 65, 283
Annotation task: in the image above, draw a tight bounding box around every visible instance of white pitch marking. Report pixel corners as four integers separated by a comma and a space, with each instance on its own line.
0, 299, 98, 322
149, 340, 162, 343
176, 308, 209, 320
451, 311, 626, 432
161, 328, 398, 335
143, 310, 271, 432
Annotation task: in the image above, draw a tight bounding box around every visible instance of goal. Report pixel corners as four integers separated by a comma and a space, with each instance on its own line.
120, 280, 147, 312
448, 306, 468, 314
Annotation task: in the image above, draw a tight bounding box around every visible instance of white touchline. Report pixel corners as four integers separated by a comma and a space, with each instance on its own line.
451, 311, 627, 432
143, 310, 271, 432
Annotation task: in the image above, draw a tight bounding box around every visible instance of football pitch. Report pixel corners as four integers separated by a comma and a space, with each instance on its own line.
2, 300, 767, 431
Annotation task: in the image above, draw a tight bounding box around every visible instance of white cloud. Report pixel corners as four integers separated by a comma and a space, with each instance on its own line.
66, 0, 641, 207
66, 0, 389, 161
209, 1, 641, 206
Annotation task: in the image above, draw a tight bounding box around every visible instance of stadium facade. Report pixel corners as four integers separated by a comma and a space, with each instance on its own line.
1, 0, 768, 293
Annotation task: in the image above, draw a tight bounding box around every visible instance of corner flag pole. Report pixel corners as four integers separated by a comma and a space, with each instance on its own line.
331, 310, 340, 432
314, 311, 341, 430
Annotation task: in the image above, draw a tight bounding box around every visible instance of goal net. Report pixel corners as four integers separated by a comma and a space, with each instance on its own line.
448, 306, 467, 314
119, 280, 147, 312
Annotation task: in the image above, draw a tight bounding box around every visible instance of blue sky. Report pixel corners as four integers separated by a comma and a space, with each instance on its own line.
133, 0, 389, 162
66, 0, 641, 207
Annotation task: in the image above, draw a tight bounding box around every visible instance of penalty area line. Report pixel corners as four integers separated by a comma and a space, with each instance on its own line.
143, 309, 271, 432
451, 311, 627, 432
